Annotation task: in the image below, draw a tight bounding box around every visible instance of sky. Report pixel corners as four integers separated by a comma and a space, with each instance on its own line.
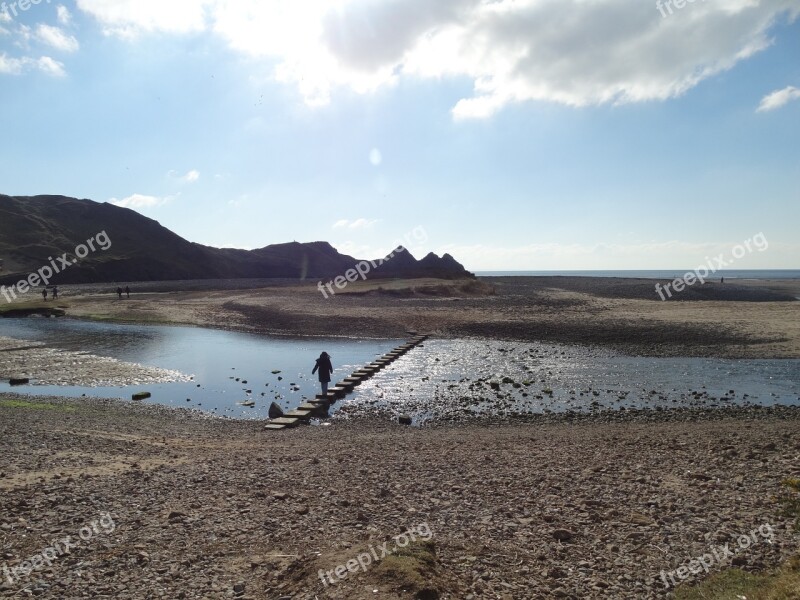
0, 0, 798, 271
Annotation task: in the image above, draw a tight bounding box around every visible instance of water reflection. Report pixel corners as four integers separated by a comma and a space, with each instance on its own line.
1, 319, 798, 422
0, 318, 402, 419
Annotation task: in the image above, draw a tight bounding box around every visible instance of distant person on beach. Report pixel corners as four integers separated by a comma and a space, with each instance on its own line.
52, 286, 58, 300
312, 351, 334, 395
721, 277, 724, 284
117, 286, 123, 299
125, 286, 130, 299
41, 288, 47, 301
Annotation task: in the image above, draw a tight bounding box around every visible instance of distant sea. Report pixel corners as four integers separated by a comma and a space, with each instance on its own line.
476, 270, 800, 280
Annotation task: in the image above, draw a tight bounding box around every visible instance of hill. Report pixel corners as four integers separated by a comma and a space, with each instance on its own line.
0, 195, 472, 285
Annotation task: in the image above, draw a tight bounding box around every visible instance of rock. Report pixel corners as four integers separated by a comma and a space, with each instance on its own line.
630, 513, 654, 526
295, 505, 309, 515
269, 402, 284, 419
9, 377, 29, 386
132, 392, 151, 401
399, 415, 413, 425
551, 529, 575, 542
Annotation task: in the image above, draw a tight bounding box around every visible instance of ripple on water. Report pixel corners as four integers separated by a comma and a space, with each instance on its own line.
344, 339, 800, 422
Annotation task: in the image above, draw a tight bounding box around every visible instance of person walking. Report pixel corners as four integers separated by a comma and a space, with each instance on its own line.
312, 351, 334, 396
125, 286, 130, 299
41, 288, 47, 301
52, 286, 58, 300
117, 287, 123, 300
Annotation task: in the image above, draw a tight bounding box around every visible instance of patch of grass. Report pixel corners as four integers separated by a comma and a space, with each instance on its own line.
373, 541, 440, 599
674, 555, 800, 600
780, 478, 800, 532
0, 399, 76, 412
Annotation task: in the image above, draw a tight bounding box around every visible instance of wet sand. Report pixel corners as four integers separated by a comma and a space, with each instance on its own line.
0, 335, 188, 387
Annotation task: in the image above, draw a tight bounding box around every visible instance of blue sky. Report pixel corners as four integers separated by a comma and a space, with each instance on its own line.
1, 0, 798, 270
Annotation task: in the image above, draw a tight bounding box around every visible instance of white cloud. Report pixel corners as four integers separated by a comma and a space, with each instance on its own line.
109, 193, 165, 209
57, 5, 73, 26
333, 218, 379, 230
757, 86, 800, 112
169, 169, 201, 183
74, 0, 800, 118
36, 56, 66, 76
76, 0, 212, 37
36, 24, 79, 52
0, 10, 10, 24
0, 53, 65, 76
0, 53, 25, 74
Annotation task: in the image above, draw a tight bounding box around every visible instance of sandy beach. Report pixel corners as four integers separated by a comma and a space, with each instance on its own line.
16, 276, 800, 359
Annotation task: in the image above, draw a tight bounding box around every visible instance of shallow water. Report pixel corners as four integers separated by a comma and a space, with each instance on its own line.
1, 319, 798, 422
0, 317, 401, 419
348, 339, 800, 422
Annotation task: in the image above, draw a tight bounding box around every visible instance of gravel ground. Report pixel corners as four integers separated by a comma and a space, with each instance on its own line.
1, 395, 798, 599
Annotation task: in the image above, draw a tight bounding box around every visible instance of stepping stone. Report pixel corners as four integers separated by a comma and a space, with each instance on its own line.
285, 409, 313, 419
299, 403, 326, 412
269, 417, 300, 427
368, 362, 385, 369
343, 377, 363, 385
335, 381, 355, 390
264, 424, 287, 431
328, 386, 348, 396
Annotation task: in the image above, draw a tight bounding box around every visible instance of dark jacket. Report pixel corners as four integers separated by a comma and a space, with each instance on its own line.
312, 356, 333, 383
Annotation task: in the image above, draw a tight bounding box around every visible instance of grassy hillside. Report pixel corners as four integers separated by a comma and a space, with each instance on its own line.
0, 195, 472, 284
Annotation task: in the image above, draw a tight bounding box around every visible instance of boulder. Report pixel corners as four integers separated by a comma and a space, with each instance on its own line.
269, 402, 284, 419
